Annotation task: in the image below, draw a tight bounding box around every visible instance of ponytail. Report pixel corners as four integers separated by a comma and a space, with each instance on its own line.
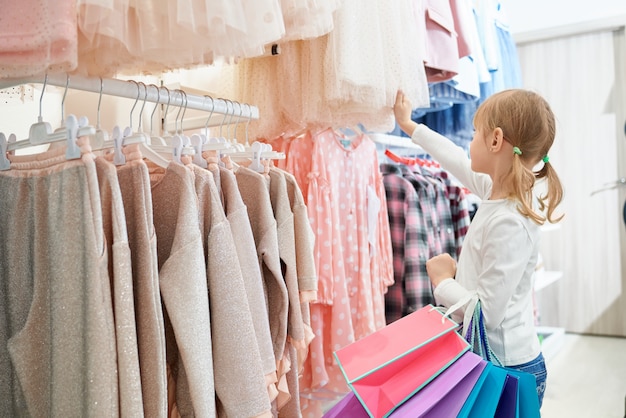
507, 153, 542, 224
535, 161, 564, 224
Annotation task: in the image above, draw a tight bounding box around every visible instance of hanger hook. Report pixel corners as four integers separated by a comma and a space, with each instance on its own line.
226, 100, 235, 141
137, 82, 148, 133
149, 84, 160, 135
203, 95, 215, 135
38, 73, 48, 123
173, 90, 185, 135
180, 90, 188, 134
97, 77, 104, 129
244, 103, 252, 147
161, 86, 171, 134
232, 101, 243, 144
61, 74, 70, 123
219, 98, 230, 138
128, 80, 141, 131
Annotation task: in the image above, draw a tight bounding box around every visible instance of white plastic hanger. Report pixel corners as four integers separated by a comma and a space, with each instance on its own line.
248, 141, 266, 172
163, 89, 186, 147
190, 95, 214, 168
148, 85, 169, 147
220, 100, 245, 154
149, 89, 196, 164
90, 77, 111, 150
6, 74, 95, 154
113, 80, 169, 168
226, 101, 285, 170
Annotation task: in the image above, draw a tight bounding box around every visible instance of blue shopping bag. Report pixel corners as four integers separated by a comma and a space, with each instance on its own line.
459, 299, 541, 418
458, 362, 508, 418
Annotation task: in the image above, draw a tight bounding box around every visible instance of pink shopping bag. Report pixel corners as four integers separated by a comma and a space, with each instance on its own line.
334, 305, 470, 418
324, 352, 486, 418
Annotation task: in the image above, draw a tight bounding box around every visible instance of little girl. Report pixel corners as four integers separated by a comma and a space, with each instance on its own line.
393, 89, 563, 407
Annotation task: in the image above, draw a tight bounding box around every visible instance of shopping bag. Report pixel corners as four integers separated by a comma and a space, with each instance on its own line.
504, 369, 541, 418
495, 373, 520, 418
389, 351, 487, 417
325, 351, 487, 418
458, 362, 509, 418
334, 304, 470, 418
464, 299, 503, 366
322, 392, 369, 418
459, 300, 541, 418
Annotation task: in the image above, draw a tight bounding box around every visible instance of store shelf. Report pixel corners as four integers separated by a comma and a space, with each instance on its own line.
534, 270, 563, 292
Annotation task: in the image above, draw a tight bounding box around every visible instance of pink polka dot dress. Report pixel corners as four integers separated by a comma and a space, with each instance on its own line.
288, 128, 393, 416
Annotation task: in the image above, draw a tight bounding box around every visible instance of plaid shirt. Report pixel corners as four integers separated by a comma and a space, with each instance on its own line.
434, 170, 471, 258
421, 167, 458, 260
398, 165, 441, 257
381, 164, 434, 323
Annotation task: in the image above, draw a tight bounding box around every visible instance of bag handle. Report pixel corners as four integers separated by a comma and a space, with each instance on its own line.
438, 292, 478, 337
436, 293, 503, 366
465, 300, 503, 366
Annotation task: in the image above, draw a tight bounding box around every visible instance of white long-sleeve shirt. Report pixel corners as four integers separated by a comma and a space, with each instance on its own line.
410, 124, 541, 366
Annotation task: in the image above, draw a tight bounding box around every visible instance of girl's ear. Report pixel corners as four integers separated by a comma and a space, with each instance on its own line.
490, 127, 505, 151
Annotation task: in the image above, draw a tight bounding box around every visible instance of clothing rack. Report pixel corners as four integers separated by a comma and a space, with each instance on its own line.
0, 73, 259, 130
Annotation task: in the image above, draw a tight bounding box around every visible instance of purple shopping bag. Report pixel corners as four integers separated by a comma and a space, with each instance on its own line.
390, 351, 486, 417
322, 392, 369, 418
495, 373, 520, 418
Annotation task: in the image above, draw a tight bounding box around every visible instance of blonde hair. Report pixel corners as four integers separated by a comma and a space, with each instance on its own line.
474, 89, 564, 225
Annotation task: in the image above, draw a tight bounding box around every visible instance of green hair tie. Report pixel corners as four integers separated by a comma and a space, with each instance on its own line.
542, 155, 550, 163
512, 146, 522, 156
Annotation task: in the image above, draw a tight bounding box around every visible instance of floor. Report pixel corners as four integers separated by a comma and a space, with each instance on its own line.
540, 333, 626, 418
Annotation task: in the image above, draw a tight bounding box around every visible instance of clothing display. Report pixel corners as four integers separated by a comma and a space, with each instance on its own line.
380, 159, 472, 324
0, 1, 529, 417
0, 96, 318, 417
261, 128, 394, 416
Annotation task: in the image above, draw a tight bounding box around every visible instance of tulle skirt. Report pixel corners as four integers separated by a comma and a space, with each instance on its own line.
215, 0, 430, 140
75, 0, 340, 76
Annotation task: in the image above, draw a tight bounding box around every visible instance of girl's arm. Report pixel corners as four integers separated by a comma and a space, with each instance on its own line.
393, 91, 492, 199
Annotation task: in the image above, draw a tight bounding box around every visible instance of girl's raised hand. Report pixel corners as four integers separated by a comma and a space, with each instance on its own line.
393, 90, 418, 137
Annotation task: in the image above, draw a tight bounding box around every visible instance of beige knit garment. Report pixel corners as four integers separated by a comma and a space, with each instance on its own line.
190, 164, 271, 418
112, 144, 168, 418
234, 166, 289, 366
268, 168, 305, 416
281, 169, 317, 352
95, 156, 145, 418
0, 142, 118, 417
216, 165, 276, 378
281, 169, 318, 297
149, 161, 216, 418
